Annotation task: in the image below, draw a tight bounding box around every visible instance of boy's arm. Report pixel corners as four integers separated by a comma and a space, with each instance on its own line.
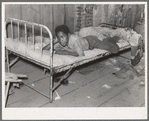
42, 37, 58, 50
42, 43, 51, 50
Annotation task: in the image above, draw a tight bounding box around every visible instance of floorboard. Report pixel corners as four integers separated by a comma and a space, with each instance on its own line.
100, 81, 145, 107
5, 50, 145, 108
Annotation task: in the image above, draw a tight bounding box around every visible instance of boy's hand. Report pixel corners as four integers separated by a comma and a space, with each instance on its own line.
54, 37, 58, 44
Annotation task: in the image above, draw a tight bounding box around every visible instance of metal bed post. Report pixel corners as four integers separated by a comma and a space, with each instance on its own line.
32, 25, 35, 50
11, 20, 13, 39
24, 23, 27, 55
17, 21, 20, 40
5, 49, 10, 107
5, 20, 11, 107
40, 27, 43, 54
49, 29, 53, 103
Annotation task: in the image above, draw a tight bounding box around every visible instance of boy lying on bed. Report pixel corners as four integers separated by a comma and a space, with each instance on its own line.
42, 25, 119, 56
43, 25, 143, 66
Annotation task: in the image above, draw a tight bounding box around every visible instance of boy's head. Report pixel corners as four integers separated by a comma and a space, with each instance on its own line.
55, 25, 70, 47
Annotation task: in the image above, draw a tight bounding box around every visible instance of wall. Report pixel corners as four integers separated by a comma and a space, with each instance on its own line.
74, 4, 94, 31
5, 4, 145, 38
5, 4, 75, 38
92, 4, 144, 28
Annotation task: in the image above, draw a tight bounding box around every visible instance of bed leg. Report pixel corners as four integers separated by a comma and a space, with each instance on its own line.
5, 49, 10, 107
50, 71, 53, 103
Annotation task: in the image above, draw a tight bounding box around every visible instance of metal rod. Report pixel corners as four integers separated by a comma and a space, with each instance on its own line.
5, 82, 10, 107
52, 68, 73, 91
6, 18, 53, 32
6, 49, 10, 72
25, 23, 27, 45
40, 27, 43, 53
49, 7, 54, 103
32, 25, 35, 50
119, 55, 130, 60
11, 20, 13, 39
9, 57, 19, 68
24, 23, 27, 55
5, 49, 10, 107
18, 21, 20, 40
50, 72, 53, 103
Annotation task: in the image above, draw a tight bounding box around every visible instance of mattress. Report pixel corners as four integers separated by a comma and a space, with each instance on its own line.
5, 36, 130, 70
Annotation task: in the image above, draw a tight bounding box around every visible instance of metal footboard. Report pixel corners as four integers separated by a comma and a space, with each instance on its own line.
5, 18, 54, 103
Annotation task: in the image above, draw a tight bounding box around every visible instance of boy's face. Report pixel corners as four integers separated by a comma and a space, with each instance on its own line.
57, 31, 69, 47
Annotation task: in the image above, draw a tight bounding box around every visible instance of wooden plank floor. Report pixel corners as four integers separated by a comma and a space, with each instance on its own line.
5, 50, 145, 107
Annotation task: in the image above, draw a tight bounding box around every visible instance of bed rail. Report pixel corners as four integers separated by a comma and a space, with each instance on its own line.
99, 23, 124, 29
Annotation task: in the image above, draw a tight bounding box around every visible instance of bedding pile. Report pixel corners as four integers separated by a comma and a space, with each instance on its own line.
110, 28, 142, 46
79, 26, 142, 47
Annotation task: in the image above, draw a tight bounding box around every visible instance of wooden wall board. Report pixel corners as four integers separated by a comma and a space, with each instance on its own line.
5, 4, 145, 39
65, 4, 75, 34
41, 5, 53, 36
5, 5, 21, 38
53, 4, 65, 36
93, 4, 144, 29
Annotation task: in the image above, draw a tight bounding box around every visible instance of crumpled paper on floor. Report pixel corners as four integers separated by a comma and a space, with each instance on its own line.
102, 84, 111, 89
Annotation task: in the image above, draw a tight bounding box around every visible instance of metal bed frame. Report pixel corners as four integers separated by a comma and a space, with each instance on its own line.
5, 18, 130, 105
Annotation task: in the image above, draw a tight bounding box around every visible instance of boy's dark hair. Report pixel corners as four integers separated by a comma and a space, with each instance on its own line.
55, 25, 70, 37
